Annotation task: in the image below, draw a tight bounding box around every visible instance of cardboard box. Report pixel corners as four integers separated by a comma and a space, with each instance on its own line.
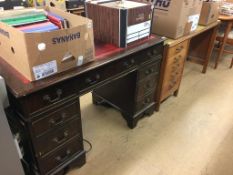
199, 1, 219, 26
0, 7, 94, 81
86, 1, 152, 48
152, 0, 203, 39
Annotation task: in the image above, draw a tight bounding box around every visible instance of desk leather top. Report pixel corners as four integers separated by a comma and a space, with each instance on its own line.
0, 36, 164, 98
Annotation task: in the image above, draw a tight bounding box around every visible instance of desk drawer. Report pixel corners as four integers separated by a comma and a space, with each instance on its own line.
136, 92, 154, 112
80, 45, 163, 92
137, 60, 161, 81
167, 40, 189, 58
22, 79, 78, 115
34, 118, 82, 157
38, 136, 83, 175
136, 73, 158, 100
32, 99, 80, 137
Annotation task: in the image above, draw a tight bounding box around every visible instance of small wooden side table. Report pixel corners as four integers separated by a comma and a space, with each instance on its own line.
215, 15, 233, 69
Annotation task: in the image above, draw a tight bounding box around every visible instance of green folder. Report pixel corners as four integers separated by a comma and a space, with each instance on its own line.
0, 12, 47, 26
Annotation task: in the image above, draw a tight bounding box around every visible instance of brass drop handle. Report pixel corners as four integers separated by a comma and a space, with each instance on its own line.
145, 83, 152, 89
145, 69, 150, 75
49, 113, 67, 126
85, 74, 100, 85
53, 131, 69, 144
55, 149, 71, 162
123, 59, 135, 67
149, 68, 154, 73
43, 89, 62, 103
175, 45, 184, 53
144, 97, 151, 104
147, 51, 152, 57
130, 59, 135, 64
152, 49, 158, 55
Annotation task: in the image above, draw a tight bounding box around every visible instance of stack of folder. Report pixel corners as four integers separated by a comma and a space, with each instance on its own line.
0, 10, 68, 33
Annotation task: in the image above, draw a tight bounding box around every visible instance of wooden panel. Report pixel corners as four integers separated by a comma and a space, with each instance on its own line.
86, 3, 119, 46
128, 5, 151, 26
189, 30, 213, 60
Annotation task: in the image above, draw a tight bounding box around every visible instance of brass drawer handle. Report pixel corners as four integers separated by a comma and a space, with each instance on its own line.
53, 131, 69, 144
144, 97, 151, 104
123, 59, 135, 68
49, 113, 67, 126
43, 89, 62, 103
145, 83, 152, 89
85, 74, 100, 85
55, 149, 71, 162
152, 49, 158, 55
175, 45, 184, 53
145, 68, 155, 75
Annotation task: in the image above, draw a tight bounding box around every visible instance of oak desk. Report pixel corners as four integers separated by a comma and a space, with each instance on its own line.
155, 21, 220, 111
0, 36, 164, 175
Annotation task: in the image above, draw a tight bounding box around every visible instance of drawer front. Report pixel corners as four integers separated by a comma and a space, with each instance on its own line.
32, 99, 80, 137
136, 73, 158, 100
137, 60, 161, 81
23, 79, 78, 115
34, 118, 82, 157
38, 136, 83, 175
80, 44, 163, 93
136, 92, 154, 112
161, 54, 186, 100
167, 40, 189, 58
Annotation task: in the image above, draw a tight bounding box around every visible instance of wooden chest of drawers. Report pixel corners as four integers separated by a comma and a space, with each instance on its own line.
155, 39, 189, 111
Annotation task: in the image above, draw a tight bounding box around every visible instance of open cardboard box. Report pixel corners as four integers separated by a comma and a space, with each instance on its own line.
0, 6, 94, 81
152, 0, 203, 39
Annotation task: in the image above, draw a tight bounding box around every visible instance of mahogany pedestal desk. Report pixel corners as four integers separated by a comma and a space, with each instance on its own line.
155, 21, 219, 111
0, 36, 164, 175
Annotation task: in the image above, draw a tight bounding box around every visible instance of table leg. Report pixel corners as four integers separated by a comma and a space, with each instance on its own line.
202, 26, 218, 73
230, 57, 233, 69
214, 21, 233, 69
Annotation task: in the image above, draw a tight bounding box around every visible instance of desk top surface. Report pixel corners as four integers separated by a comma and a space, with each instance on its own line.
164, 21, 220, 47
219, 15, 233, 21
0, 36, 164, 98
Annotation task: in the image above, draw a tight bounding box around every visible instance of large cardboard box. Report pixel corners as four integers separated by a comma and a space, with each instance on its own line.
0, 7, 94, 81
152, 0, 203, 39
199, 1, 219, 26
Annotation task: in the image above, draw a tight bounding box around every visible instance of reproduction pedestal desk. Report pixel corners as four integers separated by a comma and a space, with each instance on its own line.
155, 21, 220, 111
0, 36, 164, 175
